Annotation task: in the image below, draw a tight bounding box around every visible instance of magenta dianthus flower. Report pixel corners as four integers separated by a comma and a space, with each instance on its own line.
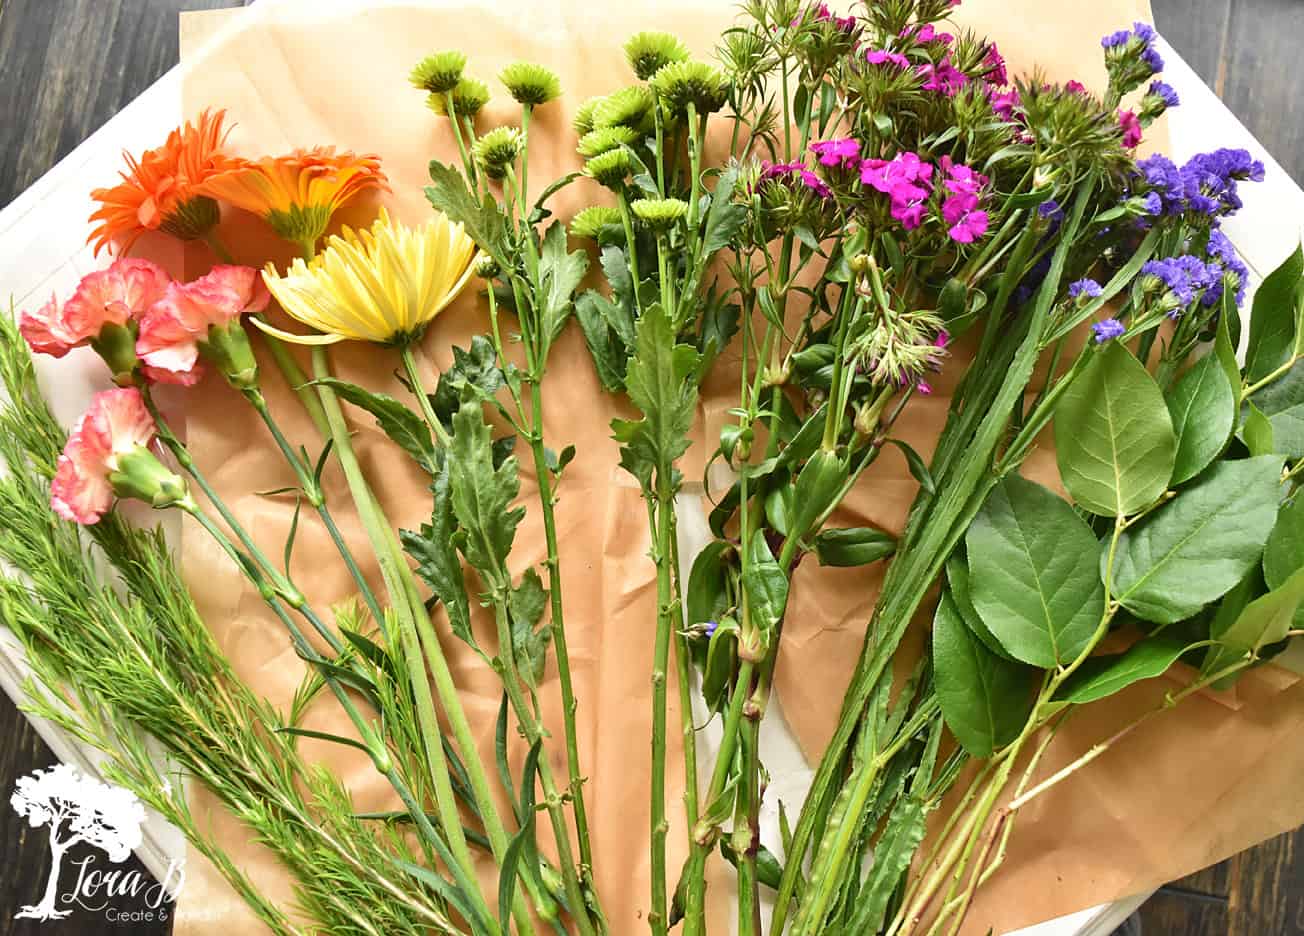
1118, 109, 1143, 148
810, 138, 862, 170
865, 48, 910, 69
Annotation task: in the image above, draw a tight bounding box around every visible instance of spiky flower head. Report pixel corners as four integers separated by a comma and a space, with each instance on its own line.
499, 62, 562, 107
474, 254, 501, 279
649, 60, 729, 116
584, 148, 634, 189
426, 77, 490, 118
847, 307, 948, 389
570, 205, 624, 241
571, 100, 601, 139
577, 126, 639, 158
472, 127, 524, 180
409, 51, 467, 94
592, 86, 656, 132
631, 197, 689, 231
624, 31, 691, 81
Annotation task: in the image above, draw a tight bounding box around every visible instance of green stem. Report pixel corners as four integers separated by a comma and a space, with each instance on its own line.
444, 93, 477, 186
735, 718, 761, 936
398, 344, 453, 448
648, 479, 678, 936
616, 189, 644, 317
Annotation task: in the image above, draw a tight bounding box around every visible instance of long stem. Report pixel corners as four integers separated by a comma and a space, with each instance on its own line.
649, 478, 678, 936
398, 344, 453, 448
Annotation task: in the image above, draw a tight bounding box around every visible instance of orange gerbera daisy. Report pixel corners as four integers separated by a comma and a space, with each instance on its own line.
195, 148, 389, 253
88, 109, 245, 256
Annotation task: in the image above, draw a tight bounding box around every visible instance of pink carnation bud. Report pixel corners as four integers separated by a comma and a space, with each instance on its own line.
136, 265, 268, 386
50, 388, 157, 525
1118, 109, 1143, 148
20, 258, 169, 359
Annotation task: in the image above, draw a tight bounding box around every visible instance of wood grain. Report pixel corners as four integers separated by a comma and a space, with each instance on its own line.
0, 1, 1301, 935
0, 4, 244, 933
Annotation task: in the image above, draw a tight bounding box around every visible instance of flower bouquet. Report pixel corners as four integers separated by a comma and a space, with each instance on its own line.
5, 1, 1304, 934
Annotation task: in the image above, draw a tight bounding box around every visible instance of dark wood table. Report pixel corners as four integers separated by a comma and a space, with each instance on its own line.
0, 1, 1300, 934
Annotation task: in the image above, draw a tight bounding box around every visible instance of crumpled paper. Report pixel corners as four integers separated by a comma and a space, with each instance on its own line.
166, 2, 1304, 934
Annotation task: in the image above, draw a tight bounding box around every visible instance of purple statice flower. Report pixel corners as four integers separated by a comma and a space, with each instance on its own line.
1118, 109, 1143, 148
810, 137, 862, 170
989, 87, 1020, 120
1038, 199, 1062, 220
704, 620, 719, 638
865, 48, 910, 69
1092, 318, 1126, 342
1100, 28, 1131, 49
917, 57, 967, 96
1177, 148, 1265, 217
1138, 191, 1163, 216
1148, 80, 1179, 109
984, 43, 1008, 86
1204, 229, 1249, 307
1142, 255, 1219, 309
1069, 278, 1104, 300
942, 192, 988, 243
1102, 22, 1164, 96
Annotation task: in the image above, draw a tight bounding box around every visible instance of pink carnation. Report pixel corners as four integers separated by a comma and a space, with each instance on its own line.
984, 44, 1008, 86
136, 265, 269, 385
50, 387, 156, 525
20, 258, 169, 358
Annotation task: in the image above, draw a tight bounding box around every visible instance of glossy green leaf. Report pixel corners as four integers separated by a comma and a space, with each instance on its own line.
1268, 404, 1304, 458
945, 552, 1015, 661
1242, 401, 1276, 456
1244, 244, 1304, 383
742, 535, 789, 643
812, 527, 896, 567
787, 449, 849, 542
966, 476, 1105, 667
1265, 494, 1304, 589
686, 541, 733, 627
1203, 564, 1304, 677
887, 438, 935, 495
1112, 456, 1285, 623
933, 591, 1033, 756
1054, 341, 1176, 517
1056, 635, 1190, 704
1166, 354, 1236, 483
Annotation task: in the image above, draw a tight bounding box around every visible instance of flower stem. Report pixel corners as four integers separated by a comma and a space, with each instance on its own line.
648, 478, 678, 936
398, 344, 453, 448
616, 189, 644, 317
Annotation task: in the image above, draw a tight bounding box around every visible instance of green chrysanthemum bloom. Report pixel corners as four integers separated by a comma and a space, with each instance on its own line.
624, 31, 691, 81
409, 50, 467, 94
570, 205, 624, 240
650, 60, 728, 115
592, 86, 655, 132
577, 126, 638, 158
499, 62, 562, 107
584, 148, 634, 189
426, 77, 490, 118
573, 97, 604, 136
472, 127, 524, 180
474, 254, 502, 279
631, 197, 689, 230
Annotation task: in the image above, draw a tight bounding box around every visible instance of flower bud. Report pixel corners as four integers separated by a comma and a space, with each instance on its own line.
109, 447, 191, 510
624, 31, 691, 81
499, 62, 562, 107
201, 318, 259, 391
409, 50, 467, 95
472, 127, 525, 180
631, 197, 689, 231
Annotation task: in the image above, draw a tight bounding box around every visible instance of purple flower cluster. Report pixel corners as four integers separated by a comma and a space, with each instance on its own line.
809, 2, 856, 33
1069, 278, 1104, 300
901, 23, 953, 45
984, 43, 1008, 86
1136, 148, 1265, 218
918, 58, 968, 96
865, 48, 910, 69
989, 87, 1020, 120
1204, 229, 1250, 307
1092, 318, 1126, 342
1101, 21, 1164, 73
760, 160, 833, 199
1147, 80, 1179, 109
1142, 255, 1222, 309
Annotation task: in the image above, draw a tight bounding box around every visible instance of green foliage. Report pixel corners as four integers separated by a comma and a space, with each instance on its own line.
1056, 635, 1190, 704
448, 397, 525, 583
1166, 354, 1236, 484
812, 527, 896, 567
611, 303, 702, 489
741, 534, 789, 648
1112, 456, 1285, 623
537, 221, 590, 347
966, 476, 1104, 667
1244, 245, 1304, 383
509, 569, 552, 687
1055, 341, 1176, 517
426, 160, 511, 265
1203, 565, 1304, 678
932, 591, 1032, 758
402, 470, 477, 655
314, 377, 438, 474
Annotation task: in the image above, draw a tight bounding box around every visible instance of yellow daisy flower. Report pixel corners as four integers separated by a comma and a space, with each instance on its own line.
255, 209, 477, 346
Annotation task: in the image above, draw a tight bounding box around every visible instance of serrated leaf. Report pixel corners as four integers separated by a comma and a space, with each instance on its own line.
845, 798, 927, 935
509, 568, 551, 687
426, 160, 510, 266
448, 397, 525, 580
431, 335, 506, 428
575, 290, 630, 391
316, 377, 438, 474
1113, 456, 1285, 623
402, 470, 478, 653
966, 476, 1105, 667
611, 303, 702, 488
1244, 244, 1304, 383
1057, 635, 1190, 704
538, 221, 590, 346
1055, 341, 1176, 517
1166, 354, 1236, 483
701, 167, 746, 255
933, 591, 1033, 756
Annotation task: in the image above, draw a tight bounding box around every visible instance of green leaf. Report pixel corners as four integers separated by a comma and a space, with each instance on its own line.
1244, 244, 1304, 383
742, 534, 788, 644
1203, 564, 1304, 677
1265, 493, 1304, 589
812, 527, 896, 567
426, 159, 510, 266
700, 615, 739, 712
701, 167, 747, 255
844, 799, 927, 935
1057, 635, 1190, 704
1113, 456, 1285, 623
611, 303, 702, 489
498, 740, 542, 929
315, 378, 438, 474
966, 476, 1105, 667
509, 568, 551, 687
787, 448, 848, 543
274, 726, 372, 755
1054, 341, 1176, 517
1166, 354, 1236, 483
1242, 401, 1276, 456
402, 470, 477, 652
945, 552, 1015, 661
537, 221, 590, 345
575, 290, 629, 392
887, 438, 935, 495
448, 397, 525, 580
1215, 308, 1243, 403
1267, 404, 1304, 458
431, 335, 506, 427
933, 591, 1033, 757
686, 541, 733, 627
